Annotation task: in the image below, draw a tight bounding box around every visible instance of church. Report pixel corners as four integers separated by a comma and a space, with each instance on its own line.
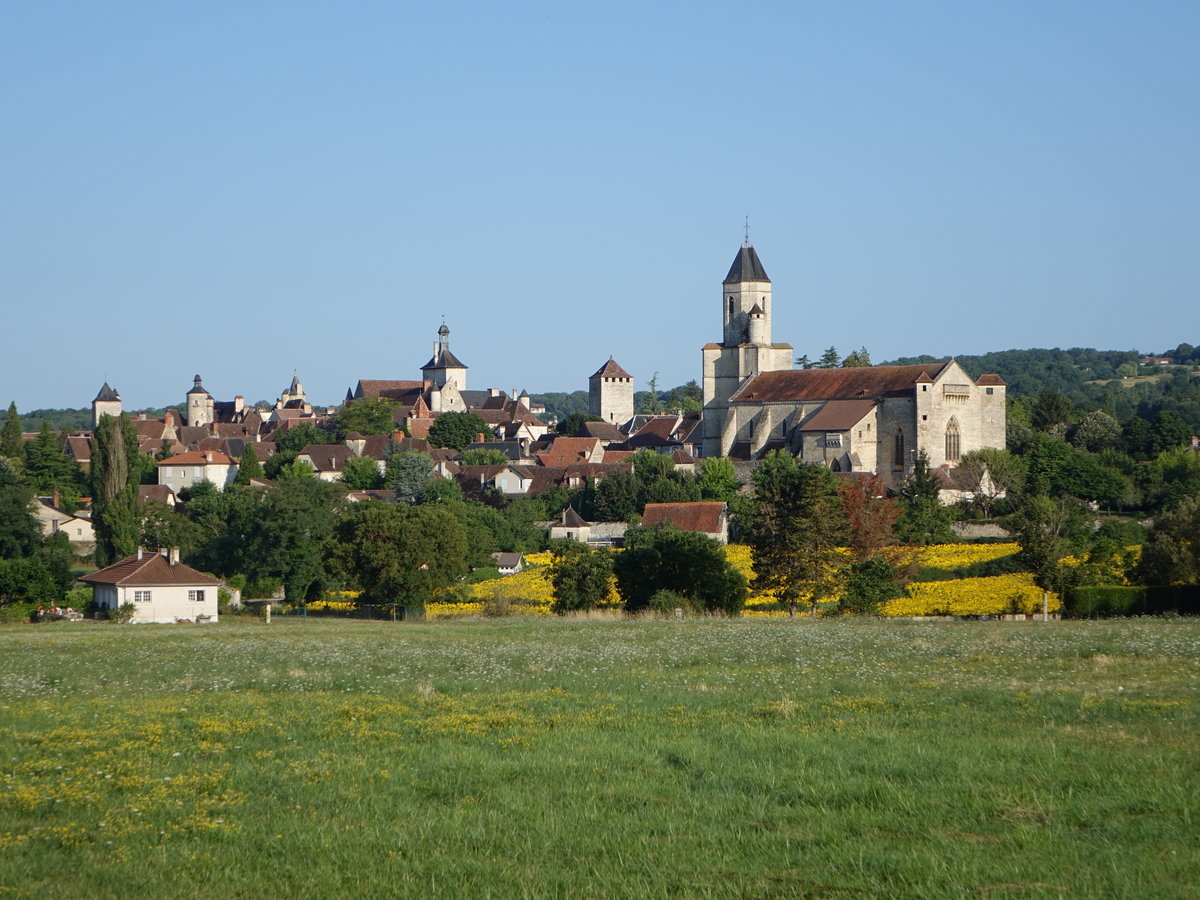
702, 243, 1006, 491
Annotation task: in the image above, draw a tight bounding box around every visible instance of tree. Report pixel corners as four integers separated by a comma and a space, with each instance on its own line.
90, 413, 140, 566
459, 447, 510, 466
1014, 494, 1089, 609
896, 450, 955, 545
1070, 410, 1121, 453
956, 448, 1023, 518
748, 451, 846, 616
340, 455, 385, 490
0, 556, 57, 607
841, 346, 871, 367
816, 347, 841, 369
333, 501, 467, 611
234, 445, 264, 485
388, 451, 435, 502
0, 457, 40, 560
638, 372, 664, 414
840, 555, 904, 615
594, 469, 640, 522
696, 456, 739, 502
244, 477, 346, 604
1151, 410, 1192, 455
614, 524, 747, 615
275, 459, 317, 481
274, 422, 332, 454
663, 380, 703, 413
794, 354, 814, 369
1137, 495, 1200, 586
332, 398, 399, 438
555, 412, 602, 437
837, 473, 900, 560
139, 501, 199, 554
428, 412, 490, 451
547, 540, 614, 613
22, 423, 81, 496
1, 402, 22, 460
1031, 390, 1072, 432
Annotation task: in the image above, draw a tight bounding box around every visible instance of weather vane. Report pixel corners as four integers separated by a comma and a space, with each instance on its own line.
744, 216, 751, 246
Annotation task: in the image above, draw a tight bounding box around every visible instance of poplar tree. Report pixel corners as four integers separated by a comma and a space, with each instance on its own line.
91, 414, 140, 566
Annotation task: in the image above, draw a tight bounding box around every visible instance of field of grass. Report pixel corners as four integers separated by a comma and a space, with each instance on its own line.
2, 618, 1197, 898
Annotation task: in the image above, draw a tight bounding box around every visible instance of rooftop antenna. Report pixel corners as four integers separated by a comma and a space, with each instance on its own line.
743, 216, 751, 247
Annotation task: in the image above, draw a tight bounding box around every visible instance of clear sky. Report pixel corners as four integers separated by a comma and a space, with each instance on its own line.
3, 1, 1197, 411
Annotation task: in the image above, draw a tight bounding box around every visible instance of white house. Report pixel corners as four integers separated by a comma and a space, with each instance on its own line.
80, 549, 221, 624
157, 450, 238, 491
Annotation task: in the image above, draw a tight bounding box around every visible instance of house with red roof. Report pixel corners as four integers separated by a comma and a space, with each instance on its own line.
80, 549, 221, 624
156, 449, 238, 491
641, 501, 729, 544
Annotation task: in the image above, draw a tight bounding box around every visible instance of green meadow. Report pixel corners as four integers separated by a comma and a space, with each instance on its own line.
1, 618, 1197, 898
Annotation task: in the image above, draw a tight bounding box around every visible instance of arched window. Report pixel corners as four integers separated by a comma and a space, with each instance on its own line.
945, 417, 960, 462
830, 458, 842, 472
728, 297, 734, 317
893, 429, 905, 468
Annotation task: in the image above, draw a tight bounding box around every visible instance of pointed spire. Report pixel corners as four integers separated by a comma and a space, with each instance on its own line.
94, 382, 120, 402
723, 244, 770, 284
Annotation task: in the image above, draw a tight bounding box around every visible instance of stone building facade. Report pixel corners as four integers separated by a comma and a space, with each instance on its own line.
700, 242, 1007, 490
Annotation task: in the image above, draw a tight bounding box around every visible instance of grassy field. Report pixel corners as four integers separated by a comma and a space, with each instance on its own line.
1, 618, 1197, 898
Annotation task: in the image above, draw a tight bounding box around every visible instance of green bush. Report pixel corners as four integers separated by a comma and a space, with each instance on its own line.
648, 589, 700, 616
109, 603, 136, 624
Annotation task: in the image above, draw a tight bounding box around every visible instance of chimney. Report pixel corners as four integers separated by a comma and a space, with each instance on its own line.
52, 489, 60, 508
137, 547, 143, 561
476, 432, 484, 443
169, 547, 179, 566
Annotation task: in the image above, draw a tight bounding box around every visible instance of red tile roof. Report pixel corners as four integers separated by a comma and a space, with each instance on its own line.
591, 358, 632, 379
975, 374, 1007, 386
536, 437, 600, 468
641, 502, 726, 534
732, 364, 951, 403
80, 553, 221, 586
794, 399, 878, 432
157, 450, 234, 467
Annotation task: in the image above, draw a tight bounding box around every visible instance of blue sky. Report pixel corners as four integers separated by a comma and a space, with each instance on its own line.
3, 1, 1197, 411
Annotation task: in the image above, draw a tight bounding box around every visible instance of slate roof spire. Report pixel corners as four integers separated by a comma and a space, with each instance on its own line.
723, 244, 770, 284
94, 382, 120, 402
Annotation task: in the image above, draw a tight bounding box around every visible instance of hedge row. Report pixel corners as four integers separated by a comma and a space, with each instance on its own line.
1066, 585, 1200, 618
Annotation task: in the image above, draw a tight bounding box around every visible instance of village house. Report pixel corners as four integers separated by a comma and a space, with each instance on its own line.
641, 501, 729, 544
157, 450, 238, 491
80, 549, 221, 624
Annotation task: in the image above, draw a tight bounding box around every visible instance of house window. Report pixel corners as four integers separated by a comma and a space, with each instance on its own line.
945, 418, 961, 462
134, 590, 152, 603
194, 467, 201, 478
189, 590, 205, 603
986, 387, 994, 395
893, 430, 905, 468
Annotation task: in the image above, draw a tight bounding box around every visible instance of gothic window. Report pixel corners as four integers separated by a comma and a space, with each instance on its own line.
893, 429, 905, 468
728, 298, 734, 317
945, 417, 961, 462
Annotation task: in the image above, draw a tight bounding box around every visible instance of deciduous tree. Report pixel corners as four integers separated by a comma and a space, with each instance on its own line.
428, 412, 490, 451
547, 539, 613, 613
614, 524, 746, 615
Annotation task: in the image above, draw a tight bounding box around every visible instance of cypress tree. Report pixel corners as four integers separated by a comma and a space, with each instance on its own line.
1, 402, 22, 460
235, 445, 264, 484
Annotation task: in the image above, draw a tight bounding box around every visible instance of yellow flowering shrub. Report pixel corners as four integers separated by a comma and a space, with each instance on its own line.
912, 542, 1020, 571
883, 573, 1060, 617
308, 599, 357, 612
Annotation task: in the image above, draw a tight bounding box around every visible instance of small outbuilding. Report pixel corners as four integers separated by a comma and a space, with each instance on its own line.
80, 550, 221, 624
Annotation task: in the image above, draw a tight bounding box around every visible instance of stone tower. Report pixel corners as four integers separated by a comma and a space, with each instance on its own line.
92, 382, 122, 427
186, 374, 214, 427
421, 324, 468, 391
588, 358, 634, 425
421, 324, 469, 412
701, 242, 793, 457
